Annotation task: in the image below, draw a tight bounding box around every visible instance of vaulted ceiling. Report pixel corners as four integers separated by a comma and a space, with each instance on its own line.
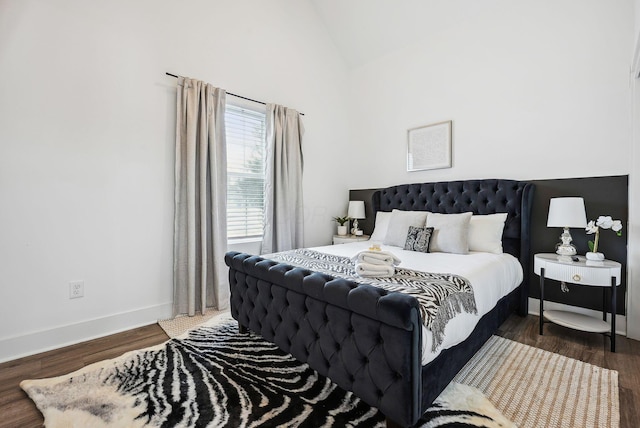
309, 0, 486, 68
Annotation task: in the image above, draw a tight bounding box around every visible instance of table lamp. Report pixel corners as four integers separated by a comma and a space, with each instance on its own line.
348, 200, 365, 236
547, 197, 587, 256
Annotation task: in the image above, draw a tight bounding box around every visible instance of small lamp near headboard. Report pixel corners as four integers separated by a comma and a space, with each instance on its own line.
348, 200, 365, 236
546, 197, 587, 257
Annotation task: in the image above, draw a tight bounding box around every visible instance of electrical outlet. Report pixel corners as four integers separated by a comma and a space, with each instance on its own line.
69, 280, 84, 299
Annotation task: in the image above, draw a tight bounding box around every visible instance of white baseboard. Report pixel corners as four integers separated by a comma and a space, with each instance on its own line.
528, 297, 626, 336
0, 303, 173, 363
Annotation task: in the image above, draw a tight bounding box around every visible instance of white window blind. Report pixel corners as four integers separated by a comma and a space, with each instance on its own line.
226, 104, 266, 240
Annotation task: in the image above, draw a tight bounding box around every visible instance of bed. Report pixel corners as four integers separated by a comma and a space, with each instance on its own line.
225, 178, 535, 427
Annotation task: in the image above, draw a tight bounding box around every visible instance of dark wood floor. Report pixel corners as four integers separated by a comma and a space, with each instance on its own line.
1, 315, 638, 427
0, 324, 170, 428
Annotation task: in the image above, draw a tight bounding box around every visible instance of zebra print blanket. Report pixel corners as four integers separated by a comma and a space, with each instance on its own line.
268, 249, 477, 351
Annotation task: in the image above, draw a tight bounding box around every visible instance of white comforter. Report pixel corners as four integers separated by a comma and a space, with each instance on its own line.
310, 241, 523, 365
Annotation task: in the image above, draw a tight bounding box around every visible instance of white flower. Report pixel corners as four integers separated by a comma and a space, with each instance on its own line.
585, 220, 598, 234
585, 215, 623, 253
612, 220, 622, 232
596, 215, 614, 229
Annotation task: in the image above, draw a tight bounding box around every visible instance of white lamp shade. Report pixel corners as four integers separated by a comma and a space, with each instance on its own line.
547, 197, 587, 228
347, 200, 366, 219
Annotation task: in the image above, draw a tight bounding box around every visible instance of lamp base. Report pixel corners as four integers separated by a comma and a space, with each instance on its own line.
351, 219, 360, 236
555, 227, 577, 256
555, 244, 577, 256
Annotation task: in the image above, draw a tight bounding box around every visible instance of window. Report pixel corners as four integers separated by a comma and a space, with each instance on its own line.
226, 103, 266, 241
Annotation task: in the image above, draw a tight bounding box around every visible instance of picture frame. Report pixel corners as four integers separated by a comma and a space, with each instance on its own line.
407, 120, 452, 171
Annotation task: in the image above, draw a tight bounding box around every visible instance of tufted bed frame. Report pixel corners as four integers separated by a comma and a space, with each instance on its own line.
225, 178, 535, 427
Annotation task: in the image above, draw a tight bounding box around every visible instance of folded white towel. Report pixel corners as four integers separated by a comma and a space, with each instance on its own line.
351, 250, 401, 266
355, 262, 395, 278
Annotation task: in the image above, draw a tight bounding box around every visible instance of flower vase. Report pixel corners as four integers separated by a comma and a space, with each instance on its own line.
337, 225, 347, 236
586, 252, 604, 261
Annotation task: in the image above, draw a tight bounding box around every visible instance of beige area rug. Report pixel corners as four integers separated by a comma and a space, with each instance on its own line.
454, 335, 619, 428
157, 310, 227, 338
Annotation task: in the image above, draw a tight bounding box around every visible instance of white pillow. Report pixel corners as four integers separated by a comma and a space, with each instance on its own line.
426, 212, 473, 254
468, 213, 508, 254
369, 211, 393, 242
383, 209, 429, 247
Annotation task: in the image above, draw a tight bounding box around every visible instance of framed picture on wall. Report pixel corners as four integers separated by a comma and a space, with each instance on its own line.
407, 120, 452, 171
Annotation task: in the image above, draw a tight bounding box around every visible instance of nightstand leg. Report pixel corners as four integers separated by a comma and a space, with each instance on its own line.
611, 277, 616, 352
603, 288, 607, 321
539, 268, 545, 335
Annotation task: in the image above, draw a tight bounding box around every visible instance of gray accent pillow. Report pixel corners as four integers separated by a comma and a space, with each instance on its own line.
383, 209, 429, 247
426, 212, 473, 254
404, 226, 434, 253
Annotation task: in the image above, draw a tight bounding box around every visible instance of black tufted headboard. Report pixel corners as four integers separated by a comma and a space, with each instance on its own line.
372, 179, 534, 260
372, 179, 535, 314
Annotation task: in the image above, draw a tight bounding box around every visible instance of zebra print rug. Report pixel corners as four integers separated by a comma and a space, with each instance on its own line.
20, 316, 514, 428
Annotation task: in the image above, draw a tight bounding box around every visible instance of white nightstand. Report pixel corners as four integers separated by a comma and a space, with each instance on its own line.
534, 253, 621, 352
332, 234, 370, 245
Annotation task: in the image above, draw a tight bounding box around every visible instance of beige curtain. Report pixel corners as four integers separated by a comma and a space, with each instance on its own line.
261, 104, 305, 254
173, 77, 228, 316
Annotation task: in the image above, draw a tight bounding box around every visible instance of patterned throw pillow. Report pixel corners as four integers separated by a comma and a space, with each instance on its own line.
404, 226, 434, 252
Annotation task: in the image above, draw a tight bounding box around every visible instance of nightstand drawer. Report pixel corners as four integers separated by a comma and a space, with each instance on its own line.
534, 254, 621, 287
540, 263, 615, 286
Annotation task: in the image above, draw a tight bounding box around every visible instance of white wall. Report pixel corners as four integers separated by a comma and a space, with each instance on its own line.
345, 1, 636, 334
0, 0, 350, 362
346, 1, 633, 188
628, 0, 640, 340
629, 77, 640, 340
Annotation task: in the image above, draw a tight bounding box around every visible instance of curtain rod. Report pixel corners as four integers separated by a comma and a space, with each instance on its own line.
166, 72, 304, 116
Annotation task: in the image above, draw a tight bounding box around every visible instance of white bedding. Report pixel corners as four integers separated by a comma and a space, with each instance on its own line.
310, 241, 523, 365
